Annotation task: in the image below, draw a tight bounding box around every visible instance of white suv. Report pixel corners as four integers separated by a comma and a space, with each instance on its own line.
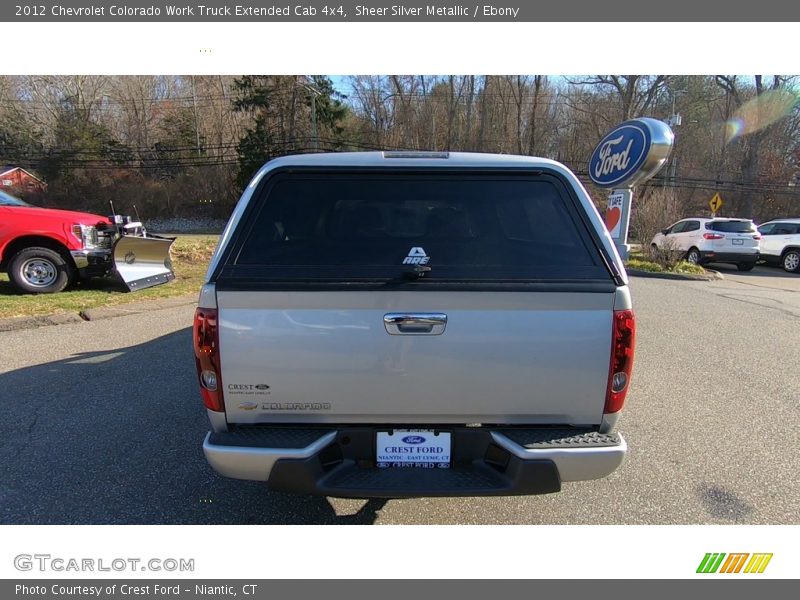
650, 217, 760, 271
757, 218, 800, 273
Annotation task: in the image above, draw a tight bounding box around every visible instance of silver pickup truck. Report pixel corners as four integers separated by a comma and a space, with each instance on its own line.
194, 151, 635, 498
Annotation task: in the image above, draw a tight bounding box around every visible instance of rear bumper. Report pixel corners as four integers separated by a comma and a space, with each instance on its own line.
699, 250, 759, 264
203, 426, 626, 498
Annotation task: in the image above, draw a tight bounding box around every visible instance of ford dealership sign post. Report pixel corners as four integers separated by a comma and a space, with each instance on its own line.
589, 118, 674, 259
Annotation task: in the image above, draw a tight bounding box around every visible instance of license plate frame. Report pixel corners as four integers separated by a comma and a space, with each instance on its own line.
376, 429, 451, 469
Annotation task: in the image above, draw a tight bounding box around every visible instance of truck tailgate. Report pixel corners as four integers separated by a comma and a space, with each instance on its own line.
218, 290, 613, 425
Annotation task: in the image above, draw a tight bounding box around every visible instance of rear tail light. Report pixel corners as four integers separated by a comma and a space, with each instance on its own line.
193, 307, 224, 412
703, 233, 724, 240
753, 233, 762, 240
605, 309, 636, 414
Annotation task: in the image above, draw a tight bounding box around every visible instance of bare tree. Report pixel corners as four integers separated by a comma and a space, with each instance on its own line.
715, 75, 795, 217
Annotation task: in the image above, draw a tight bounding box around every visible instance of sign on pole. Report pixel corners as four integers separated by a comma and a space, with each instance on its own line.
606, 192, 625, 238
588, 118, 674, 259
709, 192, 723, 214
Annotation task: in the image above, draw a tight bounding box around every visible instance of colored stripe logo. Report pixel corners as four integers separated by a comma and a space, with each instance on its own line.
697, 553, 773, 573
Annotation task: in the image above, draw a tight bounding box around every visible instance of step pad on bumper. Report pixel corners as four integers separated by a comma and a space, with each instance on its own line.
269, 458, 560, 498
327, 464, 504, 490
496, 428, 621, 449
208, 427, 335, 449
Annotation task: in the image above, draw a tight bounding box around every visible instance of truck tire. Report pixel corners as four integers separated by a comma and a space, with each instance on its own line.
8, 246, 74, 294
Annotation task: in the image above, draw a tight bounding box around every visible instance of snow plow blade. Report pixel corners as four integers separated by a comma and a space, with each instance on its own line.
112, 234, 176, 291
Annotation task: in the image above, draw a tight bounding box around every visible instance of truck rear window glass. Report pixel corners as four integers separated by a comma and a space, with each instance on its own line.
706, 221, 756, 233
231, 173, 608, 282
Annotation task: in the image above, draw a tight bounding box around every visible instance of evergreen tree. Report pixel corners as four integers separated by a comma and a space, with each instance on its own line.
232, 75, 348, 189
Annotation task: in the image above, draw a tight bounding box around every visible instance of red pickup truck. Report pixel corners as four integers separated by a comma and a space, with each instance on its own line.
0, 190, 175, 294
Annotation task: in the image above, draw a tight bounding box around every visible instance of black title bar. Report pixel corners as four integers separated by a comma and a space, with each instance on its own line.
4, 0, 800, 21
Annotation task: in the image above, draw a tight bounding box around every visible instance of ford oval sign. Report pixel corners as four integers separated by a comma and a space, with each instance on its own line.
402, 435, 426, 444
589, 118, 674, 189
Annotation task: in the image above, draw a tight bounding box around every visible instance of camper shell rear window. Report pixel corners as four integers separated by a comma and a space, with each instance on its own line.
217, 169, 614, 286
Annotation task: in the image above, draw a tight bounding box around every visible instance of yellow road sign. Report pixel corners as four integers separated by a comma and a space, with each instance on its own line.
709, 193, 723, 213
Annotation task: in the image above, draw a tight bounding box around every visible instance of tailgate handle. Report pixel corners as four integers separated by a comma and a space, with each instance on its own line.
384, 313, 447, 335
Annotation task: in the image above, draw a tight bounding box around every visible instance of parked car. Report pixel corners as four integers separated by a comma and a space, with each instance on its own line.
196, 151, 634, 498
650, 217, 760, 271
0, 189, 175, 293
756, 218, 800, 273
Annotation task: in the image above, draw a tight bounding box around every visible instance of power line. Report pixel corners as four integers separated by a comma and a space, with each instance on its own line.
6, 138, 800, 200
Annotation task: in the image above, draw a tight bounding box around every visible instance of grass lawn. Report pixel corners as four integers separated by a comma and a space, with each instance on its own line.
0, 235, 219, 319
625, 252, 707, 275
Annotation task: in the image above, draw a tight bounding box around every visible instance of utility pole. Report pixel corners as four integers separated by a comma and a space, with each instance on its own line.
297, 80, 322, 152
191, 75, 201, 158
310, 92, 318, 151
664, 113, 681, 188
663, 86, 684, 188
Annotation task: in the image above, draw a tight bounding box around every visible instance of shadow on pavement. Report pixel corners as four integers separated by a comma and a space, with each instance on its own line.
0, 328, 385, 525
710, 263, 799, 279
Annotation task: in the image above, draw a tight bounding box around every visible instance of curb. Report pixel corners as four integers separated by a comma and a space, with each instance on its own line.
0, 312, 85, 332
0, 295, 197, 333
626, 268, 723, 281
80, 296, 197, 321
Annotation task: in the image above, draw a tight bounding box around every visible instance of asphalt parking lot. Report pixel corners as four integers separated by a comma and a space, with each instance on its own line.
1, 265, 798, 524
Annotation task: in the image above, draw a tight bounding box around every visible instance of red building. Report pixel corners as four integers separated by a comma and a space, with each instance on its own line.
0, 167, 47, 195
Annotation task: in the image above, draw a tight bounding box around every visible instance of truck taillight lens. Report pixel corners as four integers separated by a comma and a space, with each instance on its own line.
703, 233, 724, 240
605, 309, 636, 414
193, 307, 224, 412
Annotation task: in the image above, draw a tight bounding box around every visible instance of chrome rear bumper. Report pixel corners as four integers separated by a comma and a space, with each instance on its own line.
203, 426, 627, 497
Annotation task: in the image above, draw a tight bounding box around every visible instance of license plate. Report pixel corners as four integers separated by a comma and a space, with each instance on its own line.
732, 239, 744, 245
376, 430, 451, 469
